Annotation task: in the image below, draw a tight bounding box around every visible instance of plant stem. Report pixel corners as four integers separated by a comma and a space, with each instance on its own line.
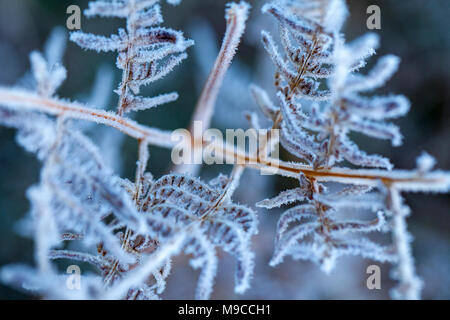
174, 2, 250, 175
1, 88, 449, 192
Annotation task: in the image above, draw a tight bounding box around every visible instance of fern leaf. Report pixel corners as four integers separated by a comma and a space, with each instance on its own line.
142, 174, 258, 299
70, 31, 127, 52
270, 221, 320, 266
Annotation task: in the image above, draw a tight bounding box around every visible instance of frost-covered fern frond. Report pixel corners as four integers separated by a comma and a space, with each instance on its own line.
258, 173, 394, 273
258, 0, 406, 170
1, 109, 257, 300
321, 34, 410, 170
0, 45, 257, 299
0, 47, 148, 298
261, 0, 345, 102
137, 174, 258, 299
252, 0, 449, 300
257, 0, 346, 167
0, 3, 256, 300
70, 0, 193, 115
8, 115, 144, 260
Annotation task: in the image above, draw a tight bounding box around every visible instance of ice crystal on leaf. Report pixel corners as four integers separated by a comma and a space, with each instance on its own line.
258, 173, 394, 272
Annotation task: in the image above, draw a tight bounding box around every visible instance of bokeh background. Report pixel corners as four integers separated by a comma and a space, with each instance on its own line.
0, 0, 448, 299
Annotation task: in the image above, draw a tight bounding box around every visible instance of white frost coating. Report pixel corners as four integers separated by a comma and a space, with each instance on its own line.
0, 87, 176, 146
348, 55, 401, 93
324, 37, 404, 168
184, 230, 218, 299
270, 221, 319, 266
49, 250, 107, 268
259, 2, 405, 170
346, 32, 379, 65
70, 31, 127, 52
261, 31, 297, 82
84, 0, 129, 18
346, 95, 410, 120
275, 204, 316, 241
173, 2, 250, 176
265, 172, 394, 272
256, 187, 308, 208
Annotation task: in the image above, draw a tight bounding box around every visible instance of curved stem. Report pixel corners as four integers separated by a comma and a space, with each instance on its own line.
174, 2, 250, 175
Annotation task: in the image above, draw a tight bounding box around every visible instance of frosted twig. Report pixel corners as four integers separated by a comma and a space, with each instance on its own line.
1, 87, 449, 192
174, 2, 250, 175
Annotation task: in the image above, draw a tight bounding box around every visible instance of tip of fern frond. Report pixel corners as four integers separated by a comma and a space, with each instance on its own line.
260, 3, 272, 14
319, 261, 335, 274
416, 152, 436, 173
167, 0, 182, 5
269, 255, 282, 267
379, 54, 401, 76
323, 0, 348, 32
255, 200, 269, 208
392, 134, 403, 147
394, 170, 450, 193
255, 198, 281, 209
185, 39, 195, 48
226, 1, 251, 18
68, 30, 82, 41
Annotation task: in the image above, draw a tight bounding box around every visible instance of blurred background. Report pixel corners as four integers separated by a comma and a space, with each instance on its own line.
0, 0, 448, 299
